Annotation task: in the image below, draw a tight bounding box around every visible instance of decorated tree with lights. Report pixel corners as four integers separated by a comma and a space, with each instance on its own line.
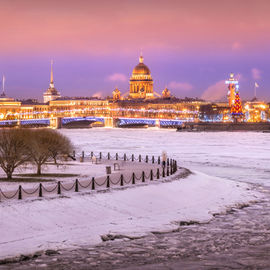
231, 90, 244, 121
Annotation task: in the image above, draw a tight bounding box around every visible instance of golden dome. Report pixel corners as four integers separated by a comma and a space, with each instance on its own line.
132, 63, 151, 75
132, 54, 151, 75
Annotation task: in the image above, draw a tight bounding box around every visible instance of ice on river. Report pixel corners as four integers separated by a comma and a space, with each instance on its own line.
61, 128, 270, 187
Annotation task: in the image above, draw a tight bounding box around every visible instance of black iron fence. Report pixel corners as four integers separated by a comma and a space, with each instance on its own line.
73, 150, 164, 164
0, 152, 178, 201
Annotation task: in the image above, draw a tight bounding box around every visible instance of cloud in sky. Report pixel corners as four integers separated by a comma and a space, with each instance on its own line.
92, 91, 103, 98
106, 73, 128, 82
168, 81, 193, 92
251, 68, 261, 80
232, 41, 242, 51
201, 80, 227, 101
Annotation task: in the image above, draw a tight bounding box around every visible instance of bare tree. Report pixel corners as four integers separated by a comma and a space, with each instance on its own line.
47, 131, 73, 164
0, 129, 31, 179
27, 129, 73, 175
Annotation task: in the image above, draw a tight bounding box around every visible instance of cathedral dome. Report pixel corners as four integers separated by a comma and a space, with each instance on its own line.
132, 55, 151, 75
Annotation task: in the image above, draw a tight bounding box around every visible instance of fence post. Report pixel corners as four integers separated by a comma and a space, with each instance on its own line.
99, 152, 102, 160
132, 154, 134, 162
145, 155, 148, 163
170, 158, 172, 167
175, 161, 178, 172
91, 177, 95, 190
170, 164, 173, 175
167, 158, 169, 166
142, 171, 145, 182
75, 179, 79, 192
124, 153, 127, 161
162, 167, 165, 177
82, 151, 84, 159
18, 185, 22, 200
91, 151, 93, 159
116, 153, 118, 160
108, 152, 110, 160
39, 183, 43, 197
158, 156, 160, 165
139, 154, 141, 162
57, 181, 61, 194
132, 172, 135, 184
73, 150, 75, 159
150, 169, 153, 181
167, 166, 170, 176
120, 174, 124, 186
152, 156, 154, 164
157, 168, 160, 179
106, 175, 110, 188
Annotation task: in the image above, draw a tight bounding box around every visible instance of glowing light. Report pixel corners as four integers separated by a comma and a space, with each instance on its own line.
225, 80, 239, 84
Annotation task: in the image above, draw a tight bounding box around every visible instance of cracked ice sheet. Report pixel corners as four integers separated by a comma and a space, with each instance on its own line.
0, 171, 261, 259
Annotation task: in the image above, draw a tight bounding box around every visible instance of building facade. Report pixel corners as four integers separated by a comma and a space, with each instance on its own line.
129, 54, 154, 99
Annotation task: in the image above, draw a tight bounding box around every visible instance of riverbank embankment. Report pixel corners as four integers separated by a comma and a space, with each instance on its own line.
180, 122, 270, 131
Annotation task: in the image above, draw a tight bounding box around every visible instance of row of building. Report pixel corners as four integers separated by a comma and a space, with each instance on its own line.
0, 55, 269, 122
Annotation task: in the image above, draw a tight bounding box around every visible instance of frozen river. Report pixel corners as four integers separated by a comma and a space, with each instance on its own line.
61, 128, 270, 187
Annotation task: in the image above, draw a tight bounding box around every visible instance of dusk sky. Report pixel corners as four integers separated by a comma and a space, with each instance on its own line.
0, 0, 269, 101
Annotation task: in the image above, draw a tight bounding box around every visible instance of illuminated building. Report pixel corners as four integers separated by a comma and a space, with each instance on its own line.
129, 54, 154, 99
244, 100, 269, 122
1, 59, 270, 125
49, 98, 109, 118
112, 87, 121, 101
43, 60, 61, 103
0, 75, 20, 120
162, 87, 171, 98
225, 73, 239, 107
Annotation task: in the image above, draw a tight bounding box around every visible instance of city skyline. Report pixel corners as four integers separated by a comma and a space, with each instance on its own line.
0, 0, 269, 101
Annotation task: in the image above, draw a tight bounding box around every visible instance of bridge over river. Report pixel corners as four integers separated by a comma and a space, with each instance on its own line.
0, 116, 184, 129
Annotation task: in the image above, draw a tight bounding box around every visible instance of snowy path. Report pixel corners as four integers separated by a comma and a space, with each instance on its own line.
0, 160, 162, 201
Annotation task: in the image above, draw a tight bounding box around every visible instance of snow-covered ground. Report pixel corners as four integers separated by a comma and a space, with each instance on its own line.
0, 171, 260, 259
0, 161, 107, 192
0, 128, 268, 259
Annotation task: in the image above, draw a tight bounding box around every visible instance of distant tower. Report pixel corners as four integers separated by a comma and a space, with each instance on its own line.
162, 87, 171, 98
43, 60, 61, 103
225, 73, 239, 107
112, 87, 121, 100
0, 75, 14, 101
0, 75, 6, 98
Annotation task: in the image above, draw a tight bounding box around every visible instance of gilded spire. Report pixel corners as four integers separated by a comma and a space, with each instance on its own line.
139, 51, 144, 63
50, 60, 54, 88
2, 75, 5, 95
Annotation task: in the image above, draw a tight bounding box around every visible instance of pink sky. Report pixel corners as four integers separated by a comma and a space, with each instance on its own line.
1, 0, 269, 56
0, 0, 269, 100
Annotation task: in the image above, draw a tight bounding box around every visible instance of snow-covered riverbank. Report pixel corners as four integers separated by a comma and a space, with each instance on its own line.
0, 129, 268, 260
0, 169, 261, 259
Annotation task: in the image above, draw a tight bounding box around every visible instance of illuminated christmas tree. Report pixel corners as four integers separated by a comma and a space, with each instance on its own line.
231, 90, 244, 122
231, 92, 243, 114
